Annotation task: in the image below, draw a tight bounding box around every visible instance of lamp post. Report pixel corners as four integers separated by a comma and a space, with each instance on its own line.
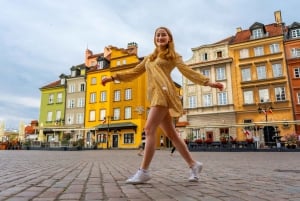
258, 104, 273, 146
104, 116, 112, 149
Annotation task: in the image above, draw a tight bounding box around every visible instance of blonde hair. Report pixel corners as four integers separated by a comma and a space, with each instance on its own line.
149, 27, 177, 61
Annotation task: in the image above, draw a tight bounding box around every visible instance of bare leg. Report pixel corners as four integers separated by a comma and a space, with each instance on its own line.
140, 106, 168, 170
159, 112, 196, 167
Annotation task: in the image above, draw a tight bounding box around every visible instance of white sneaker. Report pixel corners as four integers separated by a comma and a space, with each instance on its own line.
126, 169, 151, 184
188, 161, 203, 182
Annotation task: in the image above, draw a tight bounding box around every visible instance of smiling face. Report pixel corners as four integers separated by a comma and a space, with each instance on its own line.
154, 28, 171, 49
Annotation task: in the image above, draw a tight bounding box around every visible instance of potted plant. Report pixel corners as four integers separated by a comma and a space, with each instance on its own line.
285, 133, 297, 149
205, 138, 213, 144
220, 133, 228, 144
194, 139, 203, 144
246, 138, 254, 144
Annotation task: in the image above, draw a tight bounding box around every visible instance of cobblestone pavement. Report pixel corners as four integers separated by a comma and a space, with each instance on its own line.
0, 150, 299, 201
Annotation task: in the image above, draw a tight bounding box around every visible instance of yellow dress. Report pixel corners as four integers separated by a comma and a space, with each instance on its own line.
114, 53, 209, 117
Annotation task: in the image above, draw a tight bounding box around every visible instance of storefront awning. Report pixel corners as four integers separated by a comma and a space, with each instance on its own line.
95, 122, 137, 131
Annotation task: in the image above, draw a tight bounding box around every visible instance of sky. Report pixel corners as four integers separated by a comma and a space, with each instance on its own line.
0, 0, 298, 129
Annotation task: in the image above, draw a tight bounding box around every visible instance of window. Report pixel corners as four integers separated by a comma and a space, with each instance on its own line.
77, 113, 84, 124
243, 91, 254, 104
48, 94, 54, 104
114, 90, 121, 101
68, 99, 75, 108
259, 89, 269, 103
56, 110, 61, 121
291, 29, 300, 38
122, 59, 127, 65
66, 114, 74, 124
203, 94, 212, 107
252, 29, 263, 39
56, 93, 62, 103
216, 67, 226, 80
113, 108, 120, 120
188, 96, 197, 108
241, 68, 251, 81
294, 68, 300, 78
91, 77, 97, 85
269, 43, 280, 53
98, 133, 106, 143
90, 92, 96, 103
69, 84, 75, 93
47, 111, 53, 122
117, 60, 121, 66
202, 69, 210, 77
272, 63, 283, 77
124, 133, 134, 144
218, 92, 227, 105
239, 49, 249, 58
98, 60, 104, 69
254, 46, 264, 56
125, 88, 132, 100
202, 53, 208, 61
99, 109, 106, 121
297, 92, 300, 104
275, 87, 286, 101
80, 83, 85, 92
256, 65, 266, 80
77, 98, 84, 108
100, 91, 107, 102
124, 107, 132, 119
291, 48, 300, 58
89, 110, 96, 121
216, 51, 222, 58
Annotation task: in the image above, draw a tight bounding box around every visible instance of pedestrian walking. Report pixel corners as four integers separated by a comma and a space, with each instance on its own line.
101, 26, 223, 184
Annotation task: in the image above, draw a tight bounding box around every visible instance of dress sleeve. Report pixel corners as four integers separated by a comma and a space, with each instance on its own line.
175, 55, 209, 85
113, 56, 148, 82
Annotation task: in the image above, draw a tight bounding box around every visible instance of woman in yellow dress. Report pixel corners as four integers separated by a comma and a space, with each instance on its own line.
102, 27, 223, 184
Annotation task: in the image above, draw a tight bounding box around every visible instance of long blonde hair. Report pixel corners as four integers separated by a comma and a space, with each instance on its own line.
149, 27, 177, 61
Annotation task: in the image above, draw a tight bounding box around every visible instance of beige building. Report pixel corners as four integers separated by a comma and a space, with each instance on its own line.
183, 37, 236, 142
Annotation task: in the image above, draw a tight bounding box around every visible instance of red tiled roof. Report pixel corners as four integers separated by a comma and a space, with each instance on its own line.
40, 80, 61, 89
231, 23, 284, 44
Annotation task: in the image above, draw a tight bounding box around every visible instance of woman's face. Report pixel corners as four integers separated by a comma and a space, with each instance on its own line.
155, 28, 170, 48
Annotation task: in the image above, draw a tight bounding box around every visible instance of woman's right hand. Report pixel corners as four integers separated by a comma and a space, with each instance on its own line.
101, 76, 113, 86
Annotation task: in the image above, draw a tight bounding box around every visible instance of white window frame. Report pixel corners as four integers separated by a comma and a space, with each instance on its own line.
90, 92, 96, 103
239, 49, 249, 59
241, 68, 251, 81
294, 67, 300, 78
254, 46, 264, 56
48, 94, 54, 104
77, 113, 84, 124
218, 92, 227, 105
269, 43, 280, 54
259, 89, 270, 103
291, 29, 300, 38
274, 87, 286, 101
47, 111, 53, 122
77, 98, 84, 108
188, 96, 197, 108
252, 29, 263, 39
272, 63, 283, 77
216, 67, 226, 80
56, 110, 61, 121
243, 91, 254, 104
256, 65, 266, 80
89, 110, 96, 121
203, 94, 212, 107
291, 48, 300, 58
125, 88, 132, 100
113, 108, 120, 120
57, 93, 62, 103
114, 90, 121, 101
124, 107, 132, 119
100, 109, 106, 121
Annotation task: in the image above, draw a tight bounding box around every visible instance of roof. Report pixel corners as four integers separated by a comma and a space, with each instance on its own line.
231, 23, 284, 44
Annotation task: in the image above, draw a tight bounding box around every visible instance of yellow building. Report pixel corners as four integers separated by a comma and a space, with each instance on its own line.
85, 43, 149, 149
229, 11, 294, 146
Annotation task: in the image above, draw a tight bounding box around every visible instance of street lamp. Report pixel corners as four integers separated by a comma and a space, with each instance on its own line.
257, 104, 273, 146
103, 116, 113, 149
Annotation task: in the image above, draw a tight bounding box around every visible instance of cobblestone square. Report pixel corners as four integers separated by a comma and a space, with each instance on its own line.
0, 150, 299, 201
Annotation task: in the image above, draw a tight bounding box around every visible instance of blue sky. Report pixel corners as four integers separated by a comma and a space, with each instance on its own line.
0, 0, 298, 129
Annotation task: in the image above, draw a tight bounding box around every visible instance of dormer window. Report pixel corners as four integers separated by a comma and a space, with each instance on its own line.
71, 70, 76, 77
291, 28, 300, 38
216, 51, 222, 58
97, 60, 104, 69
252, 29, 263, 39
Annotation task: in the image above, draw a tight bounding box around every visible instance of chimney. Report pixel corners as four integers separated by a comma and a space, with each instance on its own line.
236, 27, 242, 33
274, 10, 282, 24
